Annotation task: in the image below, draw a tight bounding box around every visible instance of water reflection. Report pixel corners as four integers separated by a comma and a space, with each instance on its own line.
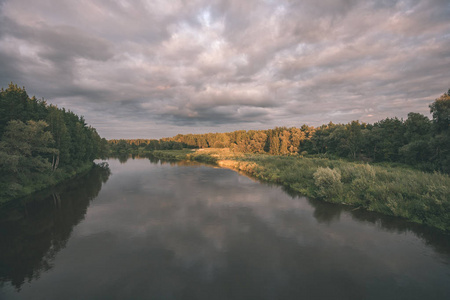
298, 192, 450, 258
0, 158, 449, 300
275, 176, 450, 258
0, 163, 111, 290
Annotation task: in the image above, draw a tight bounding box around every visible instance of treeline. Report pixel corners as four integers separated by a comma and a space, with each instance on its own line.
109, 139, 185, 153
112, 89, 450, 173
0, 83, 109, 202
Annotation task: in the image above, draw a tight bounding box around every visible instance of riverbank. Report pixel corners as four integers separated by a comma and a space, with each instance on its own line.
151, 148, 450, 232
0, 162, 96, 205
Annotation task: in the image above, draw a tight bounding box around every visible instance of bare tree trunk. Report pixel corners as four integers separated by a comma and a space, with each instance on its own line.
55, 154, 59, 170
52, 153, 60, 171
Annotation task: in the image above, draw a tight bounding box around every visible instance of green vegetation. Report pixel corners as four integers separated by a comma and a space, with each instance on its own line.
150, 148, 450, 231
229, 154, 450, 229
0, 83, 108, 203
149, 149, 218, 164
150, 149, 194, 161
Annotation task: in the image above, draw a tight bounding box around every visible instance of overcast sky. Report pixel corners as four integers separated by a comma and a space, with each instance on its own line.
1, 0, 449, 139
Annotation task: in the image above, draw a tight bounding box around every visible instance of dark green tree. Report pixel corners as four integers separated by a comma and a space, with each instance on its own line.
430, 89, 450, 133
399, 113, 432, 166
0, 120, 57, 197
429, 90, 450, 172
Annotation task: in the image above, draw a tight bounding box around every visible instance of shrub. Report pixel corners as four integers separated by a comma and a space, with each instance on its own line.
313, 167, 343, 200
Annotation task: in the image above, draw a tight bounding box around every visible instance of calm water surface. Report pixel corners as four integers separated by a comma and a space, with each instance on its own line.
1, 158, 450, 300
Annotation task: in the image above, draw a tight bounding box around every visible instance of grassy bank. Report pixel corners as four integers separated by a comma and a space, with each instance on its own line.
0, 162, 95, 205
150, 149, 195, 160
151, 148, 450, 231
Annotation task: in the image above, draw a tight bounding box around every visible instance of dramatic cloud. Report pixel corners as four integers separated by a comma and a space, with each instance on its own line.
0, 0, 449, 138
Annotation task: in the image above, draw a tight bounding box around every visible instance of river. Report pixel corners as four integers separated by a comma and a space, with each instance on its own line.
1, 157, 449, 300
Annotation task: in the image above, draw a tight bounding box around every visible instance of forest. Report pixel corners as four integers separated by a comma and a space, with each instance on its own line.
0, 83, 109, 203
110, 89, 450, 174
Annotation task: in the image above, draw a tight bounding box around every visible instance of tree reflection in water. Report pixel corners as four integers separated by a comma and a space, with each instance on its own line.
0, 163, 111, 290
282, 184, 450, 258
1, 158, 449, 299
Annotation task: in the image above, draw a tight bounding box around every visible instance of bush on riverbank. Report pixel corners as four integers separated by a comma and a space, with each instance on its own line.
313, 167, 343, 200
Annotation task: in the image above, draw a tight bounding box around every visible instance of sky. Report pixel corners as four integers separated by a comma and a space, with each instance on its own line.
0, 0, 449, 139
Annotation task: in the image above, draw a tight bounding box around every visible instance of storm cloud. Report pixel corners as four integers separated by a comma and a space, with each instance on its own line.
0, 0, 449, 138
